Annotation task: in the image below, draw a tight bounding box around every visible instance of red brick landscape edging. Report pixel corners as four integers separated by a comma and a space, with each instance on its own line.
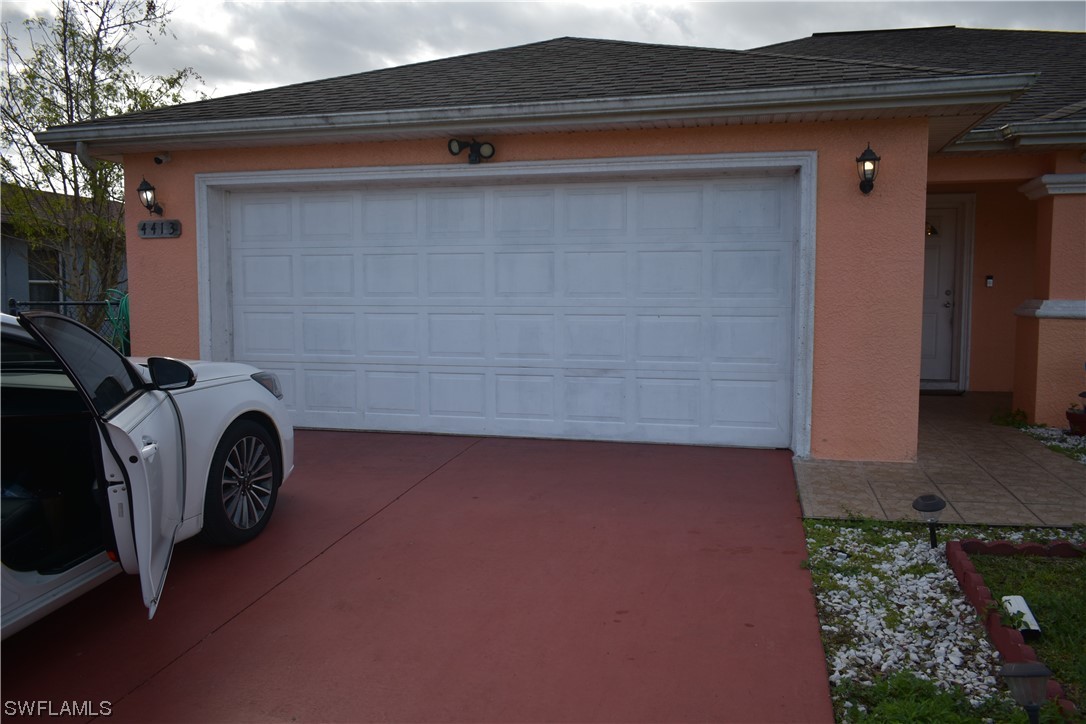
946, 539, 1084, 716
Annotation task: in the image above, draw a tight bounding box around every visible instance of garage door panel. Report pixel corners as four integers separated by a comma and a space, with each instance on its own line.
427, 192, 485, 237
237, 311, 297, 356
564, 188, 627, 235
636, 250, 703, 297
637, 186, 704, 232
242, 255, 294, 297
426, 253, 485, 297
636, 315, 702, 362
229, 174, 797, 447
564, 251, 627, 296
235, 196, 293, 245
494, 190, 556, 237
710, 313, 787, 366
303, 368, 357, 413
363, 313, 420, 358
301, 312, 355, 356
563, 314, 627, 361
428, 314, 486, 359
363, 253, 419, 297
300, 254, 355, 297
364, 370, 421, 418
495, 374, 557, 421
495, 252, 555, 296
429, 372, 487, 419
300, 197, 355, 243
494, 315, 555, 360
711, 181, 794, 239
362, 194, 419, 239
711, 246, 792, 303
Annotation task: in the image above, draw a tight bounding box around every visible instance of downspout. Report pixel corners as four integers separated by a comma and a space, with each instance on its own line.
75, 141, 97, 171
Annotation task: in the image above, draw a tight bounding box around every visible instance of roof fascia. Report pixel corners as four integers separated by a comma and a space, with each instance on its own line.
37, 72, 1035, 157
943, 119, 1086, 153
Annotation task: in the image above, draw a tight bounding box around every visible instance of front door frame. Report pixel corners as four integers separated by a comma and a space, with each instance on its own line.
922, 194, 975, 392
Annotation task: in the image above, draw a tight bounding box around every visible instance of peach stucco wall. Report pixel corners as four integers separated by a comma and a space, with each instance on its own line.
124, 119, 931, 461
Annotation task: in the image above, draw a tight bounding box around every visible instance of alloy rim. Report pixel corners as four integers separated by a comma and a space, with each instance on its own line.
221, 436, 273, 529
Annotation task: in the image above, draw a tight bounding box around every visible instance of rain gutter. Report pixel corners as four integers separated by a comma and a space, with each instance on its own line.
37, 72, 1036, 157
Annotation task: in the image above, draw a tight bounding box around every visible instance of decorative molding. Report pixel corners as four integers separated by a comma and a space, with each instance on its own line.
1014, 299, 1086, 319
1018, 173, 1086, 200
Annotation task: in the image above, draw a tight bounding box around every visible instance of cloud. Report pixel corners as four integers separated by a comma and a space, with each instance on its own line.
9, 0, 1085, 101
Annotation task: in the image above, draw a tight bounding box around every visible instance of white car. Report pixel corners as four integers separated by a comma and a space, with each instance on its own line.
1, 311, 294, 639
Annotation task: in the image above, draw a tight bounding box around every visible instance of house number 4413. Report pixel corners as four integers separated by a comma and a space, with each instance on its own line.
138, 219, 182, 238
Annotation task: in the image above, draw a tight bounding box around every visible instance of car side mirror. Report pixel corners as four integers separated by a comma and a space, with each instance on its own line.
146, 357, 196, 391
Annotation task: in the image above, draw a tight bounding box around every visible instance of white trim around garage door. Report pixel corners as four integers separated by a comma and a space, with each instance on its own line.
195, 151, 817, 455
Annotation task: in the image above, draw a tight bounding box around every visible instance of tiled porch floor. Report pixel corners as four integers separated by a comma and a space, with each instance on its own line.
794, 393, 1086, 526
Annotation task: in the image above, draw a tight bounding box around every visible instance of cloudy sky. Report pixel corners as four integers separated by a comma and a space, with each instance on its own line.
3, 1, 1084, 100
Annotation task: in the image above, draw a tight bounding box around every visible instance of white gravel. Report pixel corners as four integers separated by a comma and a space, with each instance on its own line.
805, 523, 1086, 718
1022, 425, 1086, 464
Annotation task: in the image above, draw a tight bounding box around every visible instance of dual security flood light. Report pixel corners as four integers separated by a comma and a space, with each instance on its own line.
448, 138, 495, 164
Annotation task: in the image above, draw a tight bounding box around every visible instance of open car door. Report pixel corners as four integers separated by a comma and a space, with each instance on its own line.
16, 312, 187, 619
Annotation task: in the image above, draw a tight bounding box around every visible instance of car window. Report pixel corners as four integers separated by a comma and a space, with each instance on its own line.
1, 334, 71, 377
19, 315, 144, 417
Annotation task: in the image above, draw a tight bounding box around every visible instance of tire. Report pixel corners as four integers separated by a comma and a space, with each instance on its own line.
200, 420, 281, 546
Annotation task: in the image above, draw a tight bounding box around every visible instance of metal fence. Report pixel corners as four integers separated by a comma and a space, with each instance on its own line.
7, 294, 130, 355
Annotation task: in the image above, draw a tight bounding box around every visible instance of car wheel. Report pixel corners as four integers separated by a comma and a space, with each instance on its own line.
200, 420, 281, 546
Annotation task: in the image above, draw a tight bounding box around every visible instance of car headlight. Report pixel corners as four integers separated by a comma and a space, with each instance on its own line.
251, 371, 283, 399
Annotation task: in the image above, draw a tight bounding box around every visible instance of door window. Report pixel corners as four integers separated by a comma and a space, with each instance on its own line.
19, 314, 144, 416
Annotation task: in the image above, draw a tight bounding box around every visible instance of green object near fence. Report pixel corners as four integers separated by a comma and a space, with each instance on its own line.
105, 289, 130, 355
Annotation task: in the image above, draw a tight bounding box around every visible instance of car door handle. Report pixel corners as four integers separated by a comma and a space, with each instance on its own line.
141, 437, 159, 464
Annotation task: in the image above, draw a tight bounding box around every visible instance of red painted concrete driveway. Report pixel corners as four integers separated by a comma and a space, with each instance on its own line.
2, 431, 832, 723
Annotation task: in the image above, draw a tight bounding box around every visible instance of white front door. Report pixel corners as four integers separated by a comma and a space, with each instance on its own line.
921, 213, 956, 381
920, 198, 973, 390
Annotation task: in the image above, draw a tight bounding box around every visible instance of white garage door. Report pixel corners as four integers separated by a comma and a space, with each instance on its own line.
228, 173, 797, 447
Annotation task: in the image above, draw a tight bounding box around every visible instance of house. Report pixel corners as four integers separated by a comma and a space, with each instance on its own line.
35, 27, 1085, 462
0, 183, 128, 336
2, 184, 62, 309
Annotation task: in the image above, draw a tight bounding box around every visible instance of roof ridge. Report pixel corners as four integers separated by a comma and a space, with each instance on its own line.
743, 47, 991, 78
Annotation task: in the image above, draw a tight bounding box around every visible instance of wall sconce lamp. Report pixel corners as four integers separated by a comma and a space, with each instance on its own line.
448, 138, 495, 164
137, 178, 163, 216
856, 143, 880, 195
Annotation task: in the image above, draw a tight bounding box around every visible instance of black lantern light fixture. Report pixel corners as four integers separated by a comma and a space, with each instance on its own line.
137, 177, 163, 216
1000, 662, 1051, 724
448, 138, 495, 164
856, 143, 880, 195
911, 493, 947, 548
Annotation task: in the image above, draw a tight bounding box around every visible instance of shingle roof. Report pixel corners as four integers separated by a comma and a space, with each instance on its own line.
757, 26, 1086, 129
62, 36, 989, 129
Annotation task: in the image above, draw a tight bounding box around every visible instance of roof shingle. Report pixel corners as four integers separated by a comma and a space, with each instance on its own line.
62, 36, 991, 130
757, 26, 1086, 129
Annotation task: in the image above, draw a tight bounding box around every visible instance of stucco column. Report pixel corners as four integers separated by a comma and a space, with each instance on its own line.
1013, 173, 1086, 426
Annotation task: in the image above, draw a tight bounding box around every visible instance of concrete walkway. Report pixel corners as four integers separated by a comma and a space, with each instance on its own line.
2, 434, 833, 723
795, 393, 1086, 526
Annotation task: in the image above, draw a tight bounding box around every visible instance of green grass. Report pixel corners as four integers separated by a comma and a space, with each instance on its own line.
833, 670, 1026, 722
804, 520, 1085, 723
969, 553, 1086, 711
